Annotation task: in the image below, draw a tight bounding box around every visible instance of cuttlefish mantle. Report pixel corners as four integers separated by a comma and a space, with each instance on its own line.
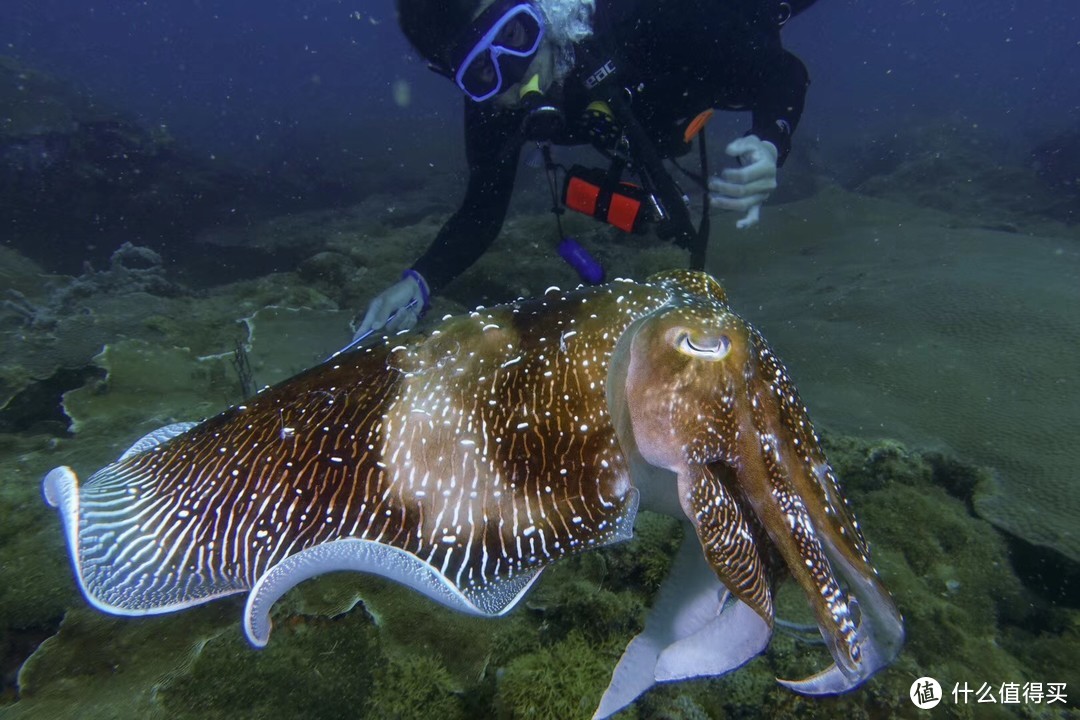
43, 270, 902, 717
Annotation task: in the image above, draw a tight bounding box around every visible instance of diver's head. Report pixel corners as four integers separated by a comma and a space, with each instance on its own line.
396, 0, 478, 70
396, 0, 593, 106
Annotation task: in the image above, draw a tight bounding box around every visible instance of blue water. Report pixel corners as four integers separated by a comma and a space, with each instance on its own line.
2, 0, 1076, 163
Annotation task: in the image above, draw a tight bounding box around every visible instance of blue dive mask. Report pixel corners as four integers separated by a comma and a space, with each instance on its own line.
448, 0, 545, 102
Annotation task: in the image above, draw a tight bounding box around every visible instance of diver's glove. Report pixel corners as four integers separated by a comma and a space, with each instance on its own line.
352, 269, 430, 340
707, 135, 778, 229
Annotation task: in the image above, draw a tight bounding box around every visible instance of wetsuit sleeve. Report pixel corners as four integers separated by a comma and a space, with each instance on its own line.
747, 48, 810, 167
411, 102, 523, 293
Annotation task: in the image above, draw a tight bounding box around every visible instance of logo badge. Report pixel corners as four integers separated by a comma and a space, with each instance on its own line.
585, 60, 616, 89
910, 677, 942, 709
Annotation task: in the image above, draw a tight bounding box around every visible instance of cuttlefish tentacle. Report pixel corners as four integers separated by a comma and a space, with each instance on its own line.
738, 331, 903, 690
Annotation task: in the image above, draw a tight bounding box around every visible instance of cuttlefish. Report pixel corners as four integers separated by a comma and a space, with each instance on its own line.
43, 270, 903, 717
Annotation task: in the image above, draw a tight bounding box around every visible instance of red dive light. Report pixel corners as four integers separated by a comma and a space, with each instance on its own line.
562, 165, 652, 234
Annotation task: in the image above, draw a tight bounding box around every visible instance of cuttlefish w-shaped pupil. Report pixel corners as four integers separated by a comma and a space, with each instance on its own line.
677, 330, 731, 359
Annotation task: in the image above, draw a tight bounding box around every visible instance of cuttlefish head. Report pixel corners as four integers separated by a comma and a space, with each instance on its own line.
621, 270, 903, 693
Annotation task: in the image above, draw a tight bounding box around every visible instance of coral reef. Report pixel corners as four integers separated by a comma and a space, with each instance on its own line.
364, 654, 466, 720
0, 55, 392, 278
4, 375, 1079, 719
154, 605, 382, 720
832, 120, 1077, 228
495, 631, 616, 720
0, 239, 353, 439
0, 244, 186, 435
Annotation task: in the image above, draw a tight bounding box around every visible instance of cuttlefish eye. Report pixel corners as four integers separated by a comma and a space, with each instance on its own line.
675, 330, 731, 360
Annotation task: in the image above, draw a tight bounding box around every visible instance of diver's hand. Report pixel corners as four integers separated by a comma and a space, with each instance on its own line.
353, 270, 429, 340
708, 135, 778, 229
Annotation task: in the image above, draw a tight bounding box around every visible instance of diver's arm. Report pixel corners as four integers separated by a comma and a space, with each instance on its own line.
412, 102, 523, 293
747, 49, 810, 166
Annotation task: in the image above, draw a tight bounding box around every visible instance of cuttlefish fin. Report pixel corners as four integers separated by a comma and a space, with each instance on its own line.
244, 537, 542, 646
117, 422, 199, 461
41, 423, 207, 616
593, 529, 772, 719
42, 461, 252, 618
45, 457, 545, 647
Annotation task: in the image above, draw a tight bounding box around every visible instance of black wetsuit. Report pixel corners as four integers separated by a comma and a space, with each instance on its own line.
412, 0, 811, 292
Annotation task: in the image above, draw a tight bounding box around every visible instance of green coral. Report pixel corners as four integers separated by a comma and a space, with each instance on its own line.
155, 605, 381, 720
495, 631, 615, 720
635, 692, 711, 720
601, 512, 683, 594
531, 576, 643, 645
364, 653, 466, 720
824, 436, 933, 493
1003, 613, 1080, 701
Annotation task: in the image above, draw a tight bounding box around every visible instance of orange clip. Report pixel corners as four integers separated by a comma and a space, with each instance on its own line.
683, 109, 715, 143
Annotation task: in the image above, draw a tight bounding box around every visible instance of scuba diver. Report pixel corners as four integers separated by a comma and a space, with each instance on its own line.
355, 0, 816, 338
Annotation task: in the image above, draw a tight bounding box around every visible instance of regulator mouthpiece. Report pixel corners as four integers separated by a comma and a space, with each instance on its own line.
519, 74, 563, 141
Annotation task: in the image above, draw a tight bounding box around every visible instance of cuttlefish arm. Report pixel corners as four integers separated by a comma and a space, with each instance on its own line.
597, 270, 903, 716
731, 329, 904, 694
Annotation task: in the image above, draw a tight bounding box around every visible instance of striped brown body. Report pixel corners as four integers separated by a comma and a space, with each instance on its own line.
57, 281, 668, 615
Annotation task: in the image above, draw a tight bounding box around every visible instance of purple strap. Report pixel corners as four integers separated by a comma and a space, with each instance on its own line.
402, 269, 431, 313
